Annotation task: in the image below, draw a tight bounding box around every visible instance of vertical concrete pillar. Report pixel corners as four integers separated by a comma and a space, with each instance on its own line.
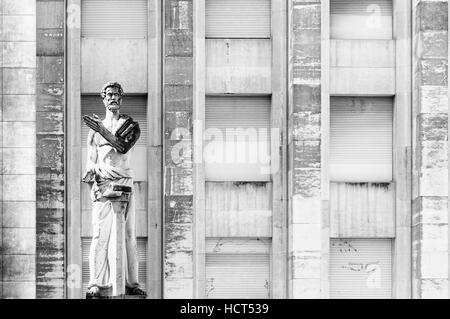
0, 1, 3, 299
448, 0, 450, 302
288, 0, 322, 298
163, 0, 194, 298
147, 0, 163, 300
392, 0, 413, 299
1, 0, 37, 299
35, 0, 65, 298
412, 0, 449, 299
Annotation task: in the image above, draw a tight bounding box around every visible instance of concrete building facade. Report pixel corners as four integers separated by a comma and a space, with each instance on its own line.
0, 0, 449, 299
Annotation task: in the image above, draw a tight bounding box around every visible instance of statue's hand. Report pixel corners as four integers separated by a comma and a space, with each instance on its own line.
82, 169, 95, 183
83, 114, 105, 134
82, 162, 96, 183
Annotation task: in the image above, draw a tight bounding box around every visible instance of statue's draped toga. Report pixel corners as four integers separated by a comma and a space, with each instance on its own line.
87, 127, 139, 290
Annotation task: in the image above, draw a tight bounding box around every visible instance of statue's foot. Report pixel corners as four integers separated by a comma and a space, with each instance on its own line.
86, 286, 100, 298
126, 286, 147, 296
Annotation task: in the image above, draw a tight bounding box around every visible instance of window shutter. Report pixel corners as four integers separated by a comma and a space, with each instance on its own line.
330, 239, 392, 299
81, 95, 147, 181
206, 0, 271, 38
205, 96, 271, 182
330, 0, 393, 39
205, 238, 271, 298
330, 97, 393, 182
81, 95, 147, 147
81, 0, 148, 38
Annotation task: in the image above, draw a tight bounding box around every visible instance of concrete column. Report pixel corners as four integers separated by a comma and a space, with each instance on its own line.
288, 0, 322, 298
1, 0, 37, 299
449, 0, 450, 302
393, 0, 413, 299
412, 0, 449, 299
163, 0, 195, 298
35, 0, 65, 298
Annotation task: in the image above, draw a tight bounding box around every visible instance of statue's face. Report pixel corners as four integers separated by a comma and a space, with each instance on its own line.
103, 86, 122, 112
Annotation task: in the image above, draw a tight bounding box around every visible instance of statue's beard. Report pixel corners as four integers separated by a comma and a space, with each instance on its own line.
107, 102, 120, 111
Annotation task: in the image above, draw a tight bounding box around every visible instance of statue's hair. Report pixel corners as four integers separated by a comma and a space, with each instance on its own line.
100, 81, 124, 98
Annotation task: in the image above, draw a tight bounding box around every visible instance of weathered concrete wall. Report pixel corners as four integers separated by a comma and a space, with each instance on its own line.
35, 0, 65, 298
205, 182, 273, 238
288, 0, 322, 298
80, 38, 148, 93
1, 0, 37, 299
412, 0, 449, 299
330, 183, 395, 238
330, 40, 395, 95
205, 39, 272, 94
163, 0, 194, 298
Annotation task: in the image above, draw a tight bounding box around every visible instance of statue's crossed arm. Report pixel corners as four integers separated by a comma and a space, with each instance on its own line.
83, 114, 141, 154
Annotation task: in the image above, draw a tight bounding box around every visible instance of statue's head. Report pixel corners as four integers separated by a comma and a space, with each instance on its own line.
101, 81, 124, 112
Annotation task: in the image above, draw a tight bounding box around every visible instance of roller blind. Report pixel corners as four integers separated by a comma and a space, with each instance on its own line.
206, 0, 271, 38
81, 0, 148, 38
330, 239, 392, 299
330, 97, 393, 182
81, 95, 148, 181
205, 96, 271, 181
205, 238, 271, 298
81, 237, 147, 294
81, 95, 147, 147
330, 0, 393, 39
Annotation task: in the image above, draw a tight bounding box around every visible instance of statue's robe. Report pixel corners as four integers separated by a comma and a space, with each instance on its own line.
87, 126, 140, 290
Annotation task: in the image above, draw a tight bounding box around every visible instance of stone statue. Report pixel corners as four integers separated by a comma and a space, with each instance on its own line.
82, 81, 146, 298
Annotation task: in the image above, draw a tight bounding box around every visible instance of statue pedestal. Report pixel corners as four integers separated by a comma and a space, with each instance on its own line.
86, 293, 146, 299
107, 191, 131, 297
